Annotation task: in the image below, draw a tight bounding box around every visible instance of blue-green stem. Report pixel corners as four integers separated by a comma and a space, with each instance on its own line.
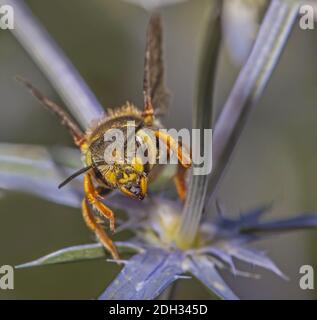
1, 0, 104, 129
206, 0, 299, 205
178, 0, 300, 247
177, 1, 222, 247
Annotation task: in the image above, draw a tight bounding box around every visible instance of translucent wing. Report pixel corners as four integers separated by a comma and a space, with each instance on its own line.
143, 14, 170, 116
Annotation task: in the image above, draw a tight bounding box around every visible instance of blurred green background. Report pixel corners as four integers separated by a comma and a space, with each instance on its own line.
0, 0, 317, 299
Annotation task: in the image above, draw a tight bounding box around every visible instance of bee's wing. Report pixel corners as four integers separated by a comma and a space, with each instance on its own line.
143, 14, 170, 117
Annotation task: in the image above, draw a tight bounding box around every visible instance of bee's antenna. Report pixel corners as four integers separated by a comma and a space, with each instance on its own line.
58, 165, 94, 189
58, 161, 107, 189
16, 75, 84, 147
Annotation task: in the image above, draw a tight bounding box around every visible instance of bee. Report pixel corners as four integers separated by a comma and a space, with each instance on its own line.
16, 14, 191, 260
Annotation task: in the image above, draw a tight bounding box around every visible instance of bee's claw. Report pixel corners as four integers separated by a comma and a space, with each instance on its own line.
81, 198, 120, 260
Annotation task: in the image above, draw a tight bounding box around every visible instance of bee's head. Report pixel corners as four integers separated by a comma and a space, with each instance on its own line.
84, 135, 149, 200
116, 163, 148, 200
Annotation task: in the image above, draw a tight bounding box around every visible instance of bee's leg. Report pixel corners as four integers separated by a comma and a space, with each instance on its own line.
95, 186, 113, 199
155, 131, 192, 168
84, 174, 115, 232
16, 76, 86, 148
155, 131, 192, 201
174, 165, 187, 202
142, 93, 155, 126
81, 199, 119, 260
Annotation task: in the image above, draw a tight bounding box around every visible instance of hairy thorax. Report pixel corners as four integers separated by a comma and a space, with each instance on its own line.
83, 103, 161, 195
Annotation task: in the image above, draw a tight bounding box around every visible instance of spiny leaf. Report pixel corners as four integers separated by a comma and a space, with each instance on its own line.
16, 242, 141, 269
186, 254, 239, 300
0, 143, 174, 210
241, 213, 317, 235
99, 249, 184, 300
0, 143, 81, 207
198, 247, 236, 275
221, 243, 287, 280
215, 204, 271, 234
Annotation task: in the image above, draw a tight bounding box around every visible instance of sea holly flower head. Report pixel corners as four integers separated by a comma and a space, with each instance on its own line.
5, 146, 317, 300
0, 0, 313, 300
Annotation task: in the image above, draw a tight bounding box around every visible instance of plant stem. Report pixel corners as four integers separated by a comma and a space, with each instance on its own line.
177, 1, 222, 246
206, 0, 299, 207
1, 0, 104, 129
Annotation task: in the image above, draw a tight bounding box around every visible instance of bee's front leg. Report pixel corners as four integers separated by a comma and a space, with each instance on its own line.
155, 131, 192, 201
81, 199, 119, 260
82, 174, 119, 259
84, 174, 115, 231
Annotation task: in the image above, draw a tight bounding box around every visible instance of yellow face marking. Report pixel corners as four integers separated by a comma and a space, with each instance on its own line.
118, 172, 137, 185
104, 170, 117, 186
140, 176, 147, 197
131, 156, 144, 173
